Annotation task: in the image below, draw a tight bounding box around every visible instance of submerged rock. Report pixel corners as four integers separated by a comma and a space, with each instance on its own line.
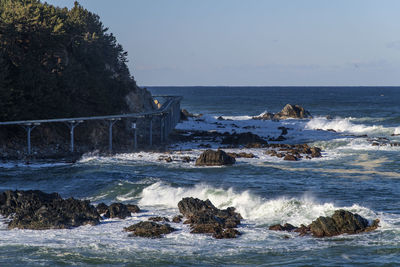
269, 209, 379, 238
178, 197, 242, 239
195, 149, 236, 166
0, 190, 100, 230
124, 221, 176, 238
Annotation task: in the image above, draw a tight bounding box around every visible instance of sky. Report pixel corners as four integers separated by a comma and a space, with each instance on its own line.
45, 0, 400, 86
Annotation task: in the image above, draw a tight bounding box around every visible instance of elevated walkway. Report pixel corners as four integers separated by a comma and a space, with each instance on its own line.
0, 96, 182, 155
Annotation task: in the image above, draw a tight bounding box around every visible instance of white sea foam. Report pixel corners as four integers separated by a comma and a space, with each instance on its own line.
306, 117, 385, 134
138, 182, 379, 225
394, 127, 400, 135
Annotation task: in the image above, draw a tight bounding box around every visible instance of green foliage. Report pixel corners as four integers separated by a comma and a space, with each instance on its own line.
0, 0, 136, 121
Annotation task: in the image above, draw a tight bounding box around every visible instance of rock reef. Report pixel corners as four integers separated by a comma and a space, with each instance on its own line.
269, 209, 379, 237
253, 104, 312, 120
178, 197, 242, 239
195, 149, 236, 166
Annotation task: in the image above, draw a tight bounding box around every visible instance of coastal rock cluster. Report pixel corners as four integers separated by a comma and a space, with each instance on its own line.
0, 190, 379, 240
253, 104, 313, 120
269, 209, 380, 237
178, 197, 242, 239
0, 190, 141, 230
0, 190, 101, 229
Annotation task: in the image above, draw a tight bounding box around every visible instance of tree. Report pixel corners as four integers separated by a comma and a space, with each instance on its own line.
0, 0, 138, 121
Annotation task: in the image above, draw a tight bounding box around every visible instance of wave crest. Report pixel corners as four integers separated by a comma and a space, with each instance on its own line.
138, 182, 376, 225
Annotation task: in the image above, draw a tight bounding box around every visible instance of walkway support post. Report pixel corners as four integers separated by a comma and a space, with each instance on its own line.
66, 120, 83, 153
107, 118, 121, 154
146, 115, 153, 146
160, 114, 165, 144
22, 123, 40, 155
131, 121, 137, 151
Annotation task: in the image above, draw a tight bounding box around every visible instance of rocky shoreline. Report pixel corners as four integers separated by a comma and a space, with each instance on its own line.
0, 190, 379, 239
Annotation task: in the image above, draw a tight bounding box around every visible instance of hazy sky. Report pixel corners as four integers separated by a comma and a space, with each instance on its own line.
46, 0, 400, 86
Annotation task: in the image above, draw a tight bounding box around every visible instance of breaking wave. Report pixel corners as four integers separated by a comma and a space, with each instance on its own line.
138, 182, 378, 226
305, 117, 388, 135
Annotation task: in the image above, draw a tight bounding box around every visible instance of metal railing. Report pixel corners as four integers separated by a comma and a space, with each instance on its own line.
0, 96, 182, 155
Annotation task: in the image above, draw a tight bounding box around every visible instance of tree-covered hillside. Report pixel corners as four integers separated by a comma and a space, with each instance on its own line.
0, 0, 147, 121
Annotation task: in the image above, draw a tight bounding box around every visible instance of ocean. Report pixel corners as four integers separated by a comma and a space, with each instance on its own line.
1, 86, 399, 266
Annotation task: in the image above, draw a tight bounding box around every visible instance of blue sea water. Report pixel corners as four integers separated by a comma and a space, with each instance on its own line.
1, 87, 400, 266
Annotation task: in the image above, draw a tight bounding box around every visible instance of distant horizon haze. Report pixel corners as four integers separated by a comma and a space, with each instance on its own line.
45, 0, 400, 86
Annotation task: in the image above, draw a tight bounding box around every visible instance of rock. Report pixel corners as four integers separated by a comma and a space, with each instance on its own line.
195, 149, 236, 166
178, 197, 242, 239
180, 109, 201, 120
269, 223, 297, 231
127, 204, 140, 213
264, 144, 322, 160
273, 104, 312, 120
284, 154, 298, 161
96, 202, 109, 214
181, 156, 191, 163
278, 126, 289, 135
221, 132, 268, 147
227, 152, 255, 159
269, 135, 286, 142
309, 209, 379, 237
0, 190, 100, 230
172, 215, 183, 223
124, 221, 176, 238
310, 147, 322, 158
104, 203, 131, 219
178, 197, 217, 217
268, 210, 379, 238
252, 112, 274, 120
148, 216, 170, 222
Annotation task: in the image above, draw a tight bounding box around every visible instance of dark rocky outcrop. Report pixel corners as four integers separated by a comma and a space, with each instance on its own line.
103, 203, 140, 219
264, 144, 322, 161
0, 190, 100, 230
221, 132, 268, 147
253, 112, 274, 120
178, 197, 242, 239
273, 104, 312, 120
124, 221, 176, 238
269, 223, 297, 231
309, 210, 379, 237
172, 215, 183, 223
180, 109, 201, 121
252, 104, 312, 120
269, 209, 379, 238
195, 149, 236, 166
148, 216, 170, 222
226, 152, 256, 159
96, 203, 109, 214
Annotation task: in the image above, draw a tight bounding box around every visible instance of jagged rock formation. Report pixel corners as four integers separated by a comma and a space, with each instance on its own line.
178, 197, 242, 239
195, 149, 236, 166
0, 190, 101, 229
253, 104, 312, 120
269, 209, 380, 237
124, 221, 176, 238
